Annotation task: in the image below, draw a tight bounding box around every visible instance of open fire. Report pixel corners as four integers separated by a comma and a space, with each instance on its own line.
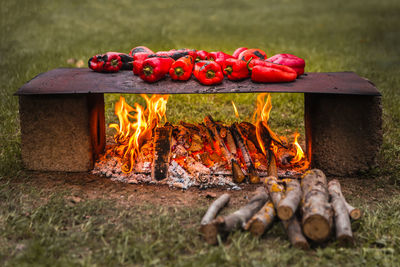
93, 93, 309, 189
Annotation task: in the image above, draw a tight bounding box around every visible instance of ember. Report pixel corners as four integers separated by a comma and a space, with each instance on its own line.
93, 93, 310, 189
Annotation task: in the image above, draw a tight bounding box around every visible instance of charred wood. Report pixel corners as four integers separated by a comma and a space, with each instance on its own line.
301, 169, 333, 242
151, 126, 173, 181
268, 149, 278, 178
231, 123, 260, 183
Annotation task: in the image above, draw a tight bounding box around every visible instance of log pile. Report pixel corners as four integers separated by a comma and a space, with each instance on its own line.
199, 168, 361, 249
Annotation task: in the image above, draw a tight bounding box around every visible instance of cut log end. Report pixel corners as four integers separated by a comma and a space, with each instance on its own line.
303, 215, 331, 242
247, 219, 266, 237
349, 208, 362, 220
277, 206, 294, 221
199, 223, 219, 245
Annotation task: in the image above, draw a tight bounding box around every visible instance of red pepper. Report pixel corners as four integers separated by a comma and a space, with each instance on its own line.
139, 57, 174, 83
248, 59, 297, 83
222, 58, 250, 81
208, 51, 234, 66
232, 47, 248, 58
193, 61, 224, 85
132, 52, 151, 75
195, 50, 209, 62
169, 55, 194, 81
88, 55, 105, 72
106, 52, 133, 70
129, 46, 153, 57
169, 48, 197, 60
103, 53, 123, 72
267, 54, 305, 76
239, 48, 267, 62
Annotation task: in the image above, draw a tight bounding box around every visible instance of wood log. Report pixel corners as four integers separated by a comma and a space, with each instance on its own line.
301, 169, 333, 242
268, 149, 277, 178
277, 179, 301, 220
232, 159, 246, 183
328, 179, 361, 220
231, 123, 260, 183
213, 187, 268, 236
328, 179, 354, 245
255, 120, 271, 160
200, 193, 231, 245
282, 216, 309, 250
226, 129, 237, 155
264, 175, 284, 208
151, 126, 173, 180
238, 122, 263, 153
244, 200, 275, 237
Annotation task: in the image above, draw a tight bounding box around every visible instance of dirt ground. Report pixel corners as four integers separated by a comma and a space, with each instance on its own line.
11, 171, 399, 209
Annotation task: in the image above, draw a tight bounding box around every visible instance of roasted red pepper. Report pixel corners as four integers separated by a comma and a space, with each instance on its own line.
267, 53, 305, 76
232, 47, 248, 58
132, 52, 152, 75
139, 57, 174, 83
169, 55, 194, 81
169, 48, 197, 60
222, 58, 250, 81
103, 53, 123, 72
88, 55, 105, 72
129, 46, 153, 57
195, 50, 209, 62
106, 52, 133, 70
193, 61, 224, 85
248, 59, 297, 83
208, 51, 234, 66
239, 48, 267, 62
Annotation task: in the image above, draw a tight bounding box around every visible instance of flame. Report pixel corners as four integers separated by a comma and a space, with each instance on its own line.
231, 100, 240, 118
292, 132, 305, 163
253, 93, 275, 156
109, 95, 168, 173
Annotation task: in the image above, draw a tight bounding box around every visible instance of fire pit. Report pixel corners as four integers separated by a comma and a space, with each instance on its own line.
16, 68, 382, 184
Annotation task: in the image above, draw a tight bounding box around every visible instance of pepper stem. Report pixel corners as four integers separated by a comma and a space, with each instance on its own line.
246, 57, 254, 71
174, 67, 184, 76
224, 66, 233, 75
206, 70, 215, 79
111, 59, 119, 67
143, 65, 153, 76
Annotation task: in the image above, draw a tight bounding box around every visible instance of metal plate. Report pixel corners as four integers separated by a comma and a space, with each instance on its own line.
15, 68, 381, 96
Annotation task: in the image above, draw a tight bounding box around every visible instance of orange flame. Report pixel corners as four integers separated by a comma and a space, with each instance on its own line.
109, 95, 168, 173
291, 132, 305, 163
231, 100, 240, 118
253, 93, 276, 156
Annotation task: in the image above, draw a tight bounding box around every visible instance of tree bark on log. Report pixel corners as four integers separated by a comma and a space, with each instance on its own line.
265, 175, 284, 208
301, 169, 333, 242
328, 179, 354, 245
282, 216, 309, 250
213, 187, 268, 236
327, 179, 361, 220
268, 149, 278, 178
200, 193, 231, 245
277, 179, 301, 221
151, 126, 173, 180
244, 200, 275, 237
231, 123, 260, 183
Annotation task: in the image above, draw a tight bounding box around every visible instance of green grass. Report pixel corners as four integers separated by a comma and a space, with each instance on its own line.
1, 0, 400, 265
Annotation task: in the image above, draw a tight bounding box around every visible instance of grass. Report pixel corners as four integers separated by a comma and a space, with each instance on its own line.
1, 0, 400, 265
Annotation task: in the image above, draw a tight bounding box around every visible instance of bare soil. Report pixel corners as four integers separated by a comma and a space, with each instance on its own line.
11, 171, 399, 208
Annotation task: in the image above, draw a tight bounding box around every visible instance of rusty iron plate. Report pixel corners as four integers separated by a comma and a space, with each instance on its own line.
15, 68, 380, 96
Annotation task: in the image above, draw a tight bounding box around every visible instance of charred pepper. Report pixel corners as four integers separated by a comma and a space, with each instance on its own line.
208, 51, 234, 66
103, 53, 123, 72
193, 60, 224, 85
129, 46, 153, 57
139, 57, 174, 83
239, 48, 267, 62
222, 58, 250, 81
88, 55, 105, 72
106, 52, 133, 70
267, 53, 305, 76
248, 59, 297, 83
169, 55, 194, 81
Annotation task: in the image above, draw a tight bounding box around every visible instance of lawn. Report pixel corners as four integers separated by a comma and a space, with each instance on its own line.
1, 0, 400, 266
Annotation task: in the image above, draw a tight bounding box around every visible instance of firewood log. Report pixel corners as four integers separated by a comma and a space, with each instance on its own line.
213, 187, 268, 237
282, 215, 309, 250
255, 120, 271, 160
328, 179, 362, 220
328, 179, 354, 245
265, 175, 284, 208
151, 126, 173, 181
301, 169, 333, 242
200, 193, 231, 245
244, 199, 275, 237
204, 116, 245, 182
231, 123, 260, 183
268, 149, 277, 178
238, 122, 263, 153
226, 129, 237, 155
277, 179, 301, 221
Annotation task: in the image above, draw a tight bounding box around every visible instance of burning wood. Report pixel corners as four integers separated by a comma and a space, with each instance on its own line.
151, 126, 173, 180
